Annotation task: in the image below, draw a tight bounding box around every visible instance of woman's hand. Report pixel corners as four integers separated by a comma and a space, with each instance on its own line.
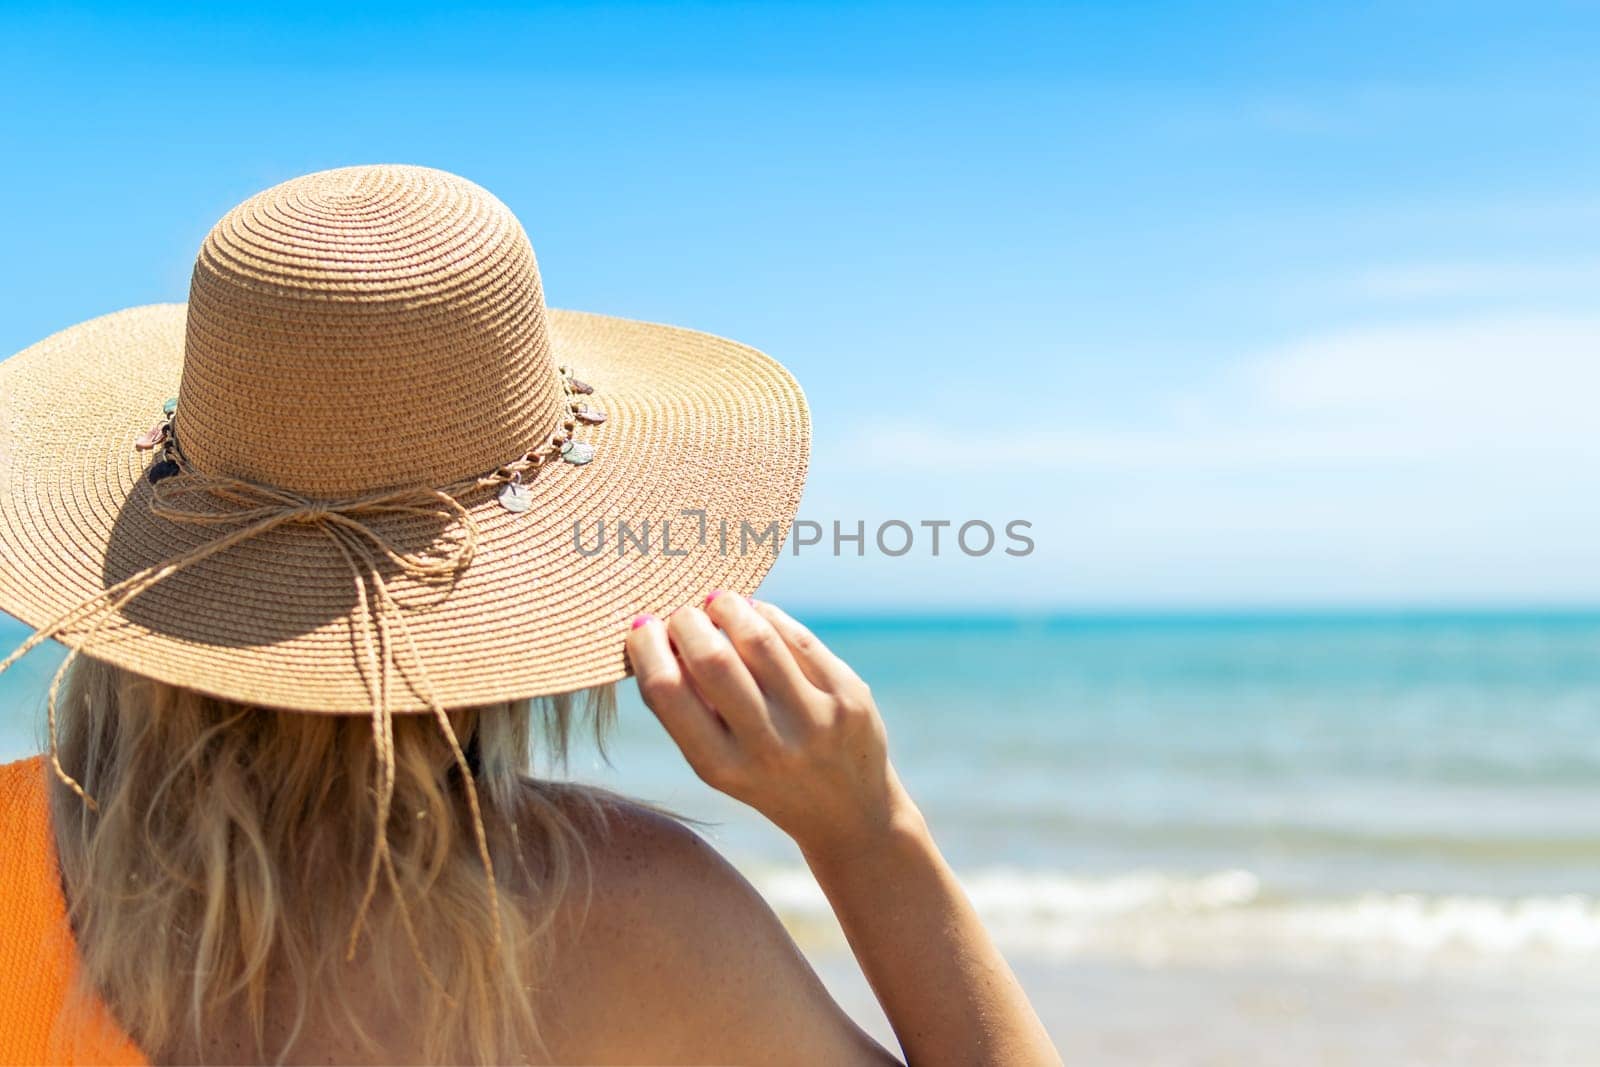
627, 593, 1062, 1066
624, 593, 923, 863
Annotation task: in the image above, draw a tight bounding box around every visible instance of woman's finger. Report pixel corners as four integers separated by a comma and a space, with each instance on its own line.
626, 616, 737, 775
750, 601, 864, 695
667, 606, 781, 749
703, 591, 818, 708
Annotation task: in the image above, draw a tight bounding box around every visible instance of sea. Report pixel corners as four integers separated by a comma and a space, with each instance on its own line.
5, 611, 1599, 1064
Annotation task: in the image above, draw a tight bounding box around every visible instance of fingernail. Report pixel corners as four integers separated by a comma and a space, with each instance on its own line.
745, 595, 756, 605
704, 590, 724, 606
630, 614, 656, 630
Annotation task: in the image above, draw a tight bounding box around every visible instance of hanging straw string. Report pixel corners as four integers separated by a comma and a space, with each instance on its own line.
0, 370, 589, 967
0, 470, 504, 963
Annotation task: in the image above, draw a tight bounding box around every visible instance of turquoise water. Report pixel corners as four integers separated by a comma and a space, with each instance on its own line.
590, 613, 1600, 968
6, 611, 1600, 968
816, 614, 1600, 891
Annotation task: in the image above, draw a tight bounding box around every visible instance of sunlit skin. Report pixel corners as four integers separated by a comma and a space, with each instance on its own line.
183, 593, 1062, 1063
579, 593, 1063, 1067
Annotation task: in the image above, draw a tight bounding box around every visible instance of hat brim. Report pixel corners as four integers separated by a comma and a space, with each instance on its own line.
0, 304, 809, 713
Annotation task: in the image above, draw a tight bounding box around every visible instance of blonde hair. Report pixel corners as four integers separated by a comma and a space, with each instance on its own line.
49, 655, 616, 1064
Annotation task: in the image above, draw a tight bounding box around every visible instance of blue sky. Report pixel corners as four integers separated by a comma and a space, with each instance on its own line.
3, 2, 1599, 610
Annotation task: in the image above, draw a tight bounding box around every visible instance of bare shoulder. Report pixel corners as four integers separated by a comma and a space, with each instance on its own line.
539, 791, 897, 1065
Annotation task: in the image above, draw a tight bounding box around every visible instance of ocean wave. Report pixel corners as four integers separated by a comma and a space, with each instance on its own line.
753, 866, 1600, 968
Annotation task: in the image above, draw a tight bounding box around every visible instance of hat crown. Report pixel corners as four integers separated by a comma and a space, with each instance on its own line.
178, 165, 562, 498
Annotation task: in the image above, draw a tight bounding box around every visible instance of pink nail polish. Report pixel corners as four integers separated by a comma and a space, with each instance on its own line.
704, 590, 724, 606
630, 614, 656, 630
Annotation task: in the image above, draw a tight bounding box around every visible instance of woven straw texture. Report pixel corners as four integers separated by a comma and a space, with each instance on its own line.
0, 165, 809, 713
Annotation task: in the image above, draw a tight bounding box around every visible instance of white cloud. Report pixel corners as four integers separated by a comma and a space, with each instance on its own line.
841, 315, 1600, 473
772, 313, 1600, 607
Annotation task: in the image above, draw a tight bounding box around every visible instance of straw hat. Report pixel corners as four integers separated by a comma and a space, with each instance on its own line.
0, 164, 810, 716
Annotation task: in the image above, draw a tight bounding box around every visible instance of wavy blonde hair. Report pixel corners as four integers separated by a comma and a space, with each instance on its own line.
48, 655, 616, 1064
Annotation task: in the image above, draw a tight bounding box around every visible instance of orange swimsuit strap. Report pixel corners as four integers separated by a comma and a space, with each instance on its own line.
0, 756, 145, 1066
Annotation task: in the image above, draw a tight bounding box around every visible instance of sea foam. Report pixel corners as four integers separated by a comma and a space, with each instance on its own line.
753, 865, 1600, 970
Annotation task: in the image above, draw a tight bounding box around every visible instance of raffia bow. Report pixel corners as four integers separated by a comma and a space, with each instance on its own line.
0, 366, 597, 975
0, 468, 511, 963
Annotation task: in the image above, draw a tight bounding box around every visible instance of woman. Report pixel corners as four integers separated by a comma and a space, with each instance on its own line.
0, 165, 1059, 1065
